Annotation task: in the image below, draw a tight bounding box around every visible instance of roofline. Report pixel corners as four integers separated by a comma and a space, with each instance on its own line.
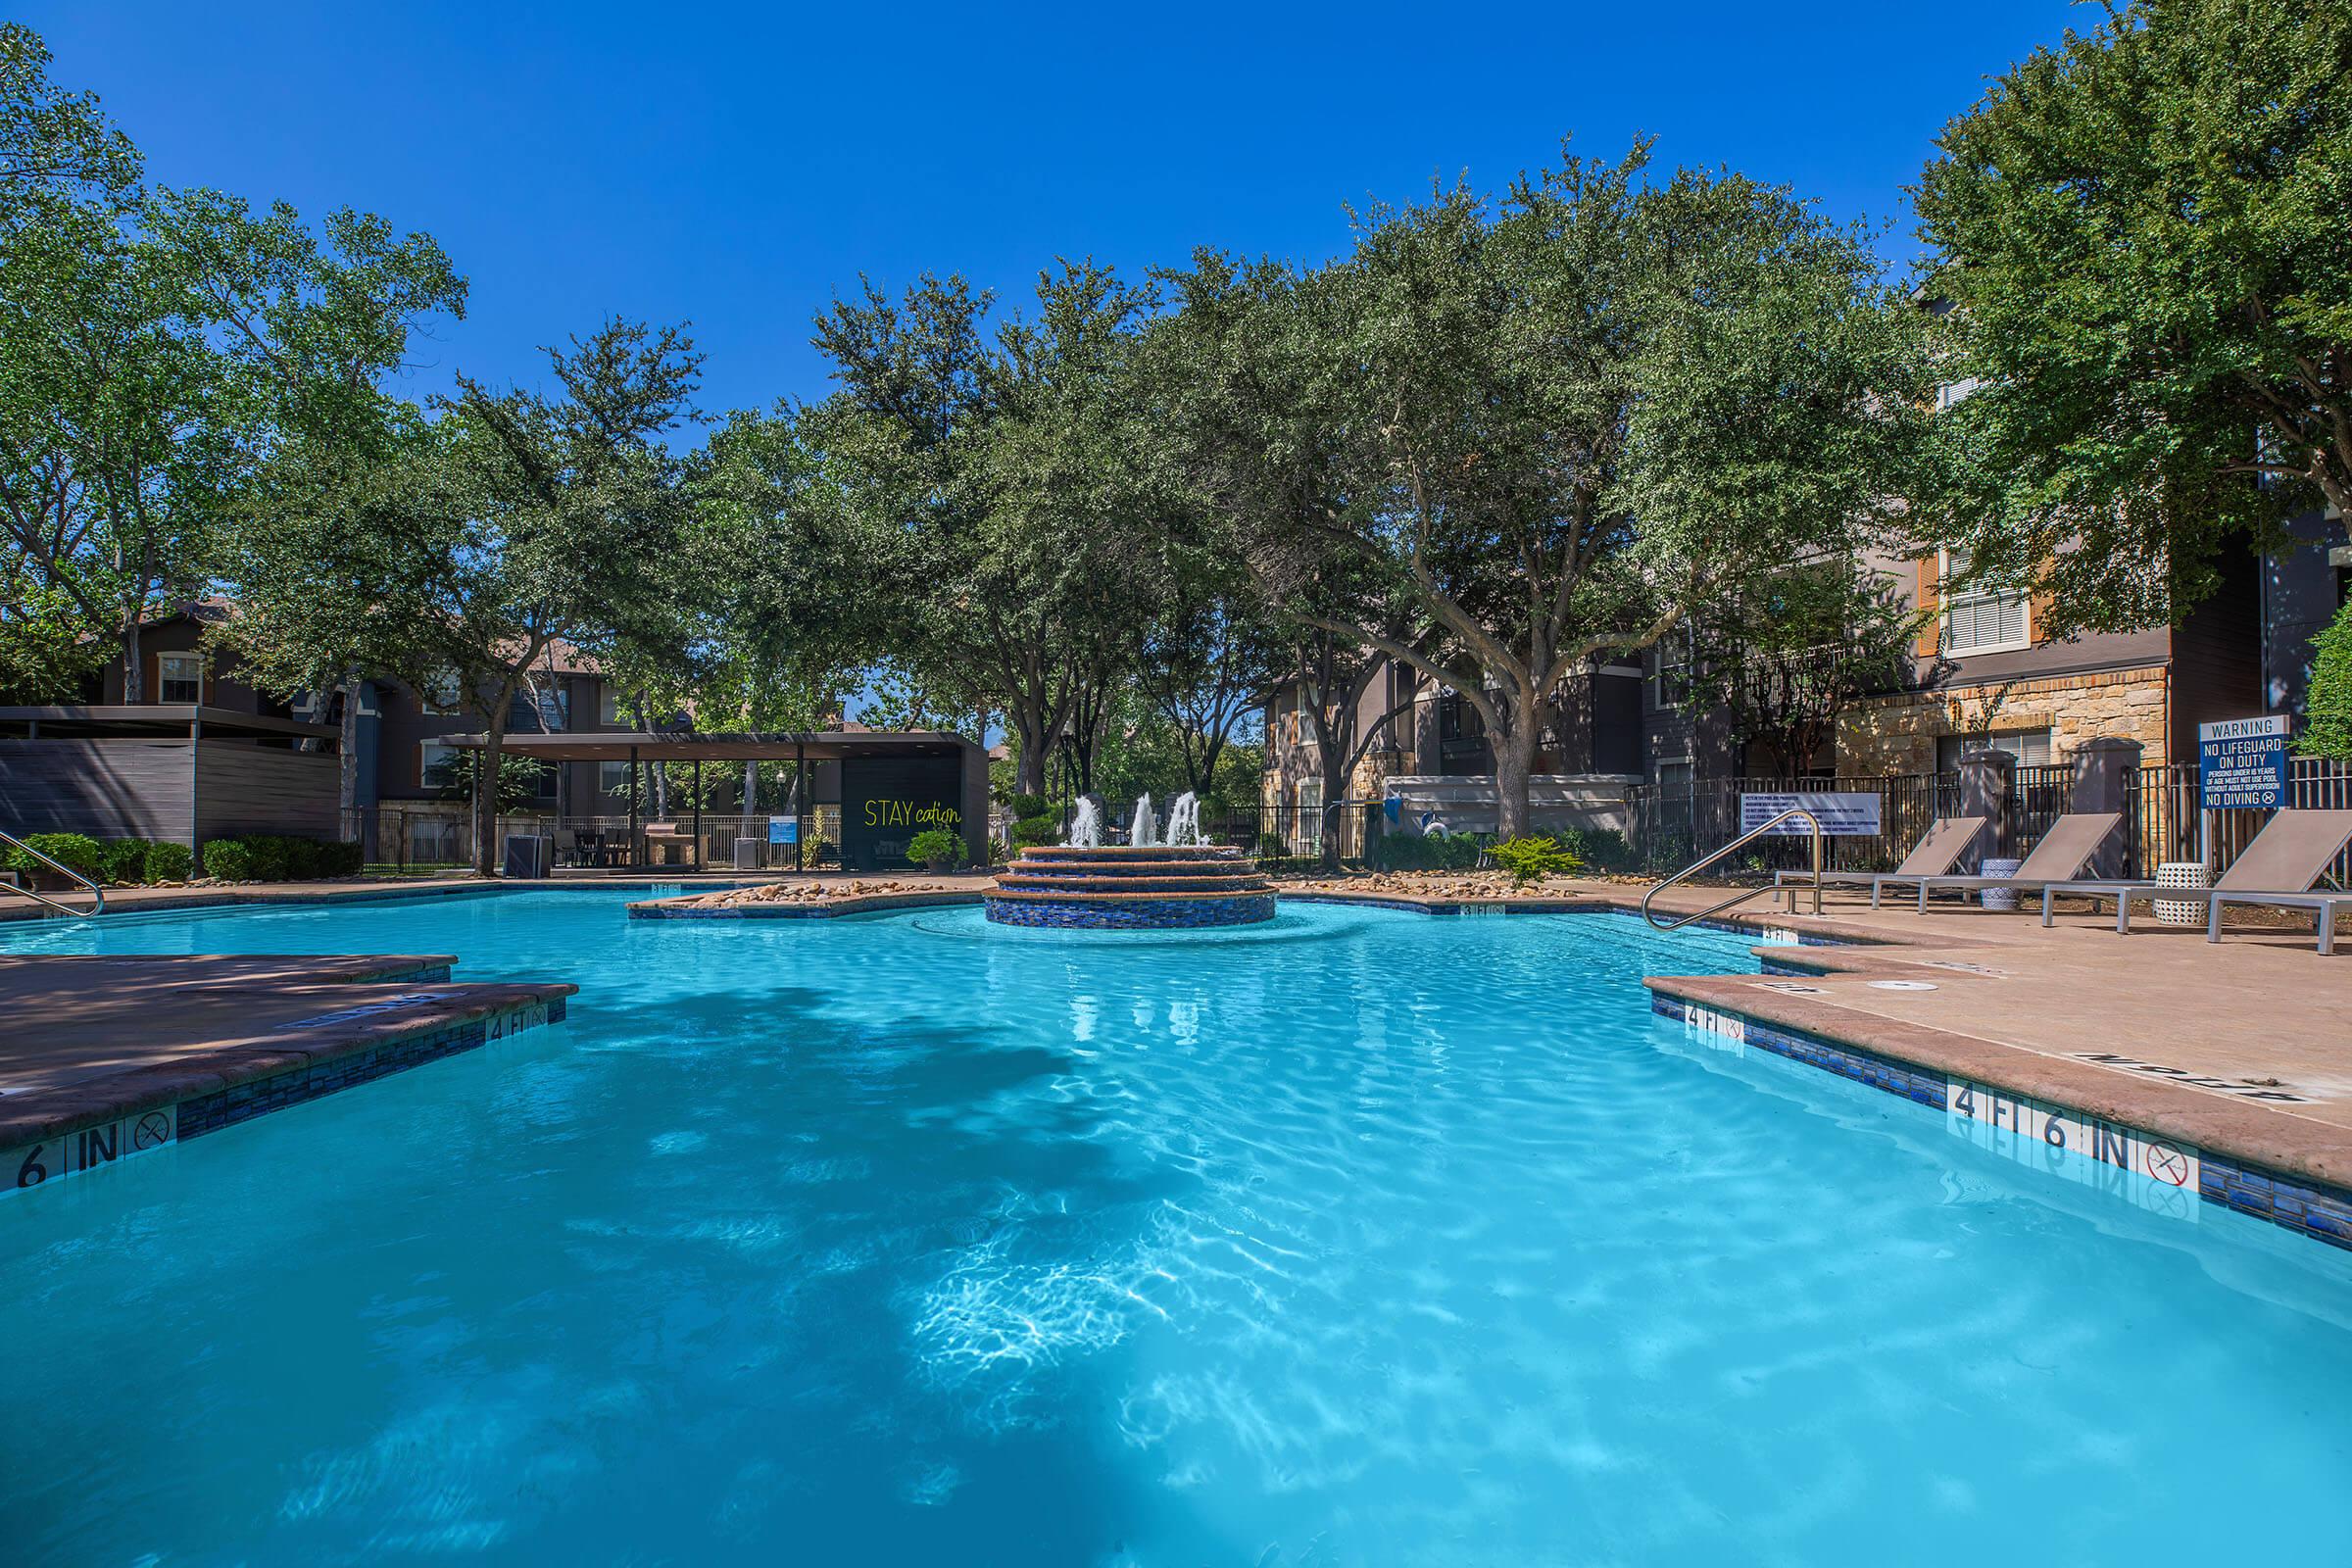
438, 728, 984, 761
0, 705, 338, 740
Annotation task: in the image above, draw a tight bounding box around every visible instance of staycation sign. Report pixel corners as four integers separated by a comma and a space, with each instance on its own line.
2198, 714, 2288, 809
1739, 792, 1883, 836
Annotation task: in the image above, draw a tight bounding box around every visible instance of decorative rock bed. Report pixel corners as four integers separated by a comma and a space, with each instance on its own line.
984, 845, 1276, 928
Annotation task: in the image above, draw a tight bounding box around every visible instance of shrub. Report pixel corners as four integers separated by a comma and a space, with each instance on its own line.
97, 838, 154, 885
1488, 834, 1584, 888
906, 827, 966, 868
1546, 827, 1634, 873
195, 835, 356, 883
1006, 793, 1051, 819
1371, 831, 1482, 872
5, 831, 104, 881
1010, 812, 1059, 847
2300, 598, 2352, 760
144, 841, 194, 882
200, 838, 253, 881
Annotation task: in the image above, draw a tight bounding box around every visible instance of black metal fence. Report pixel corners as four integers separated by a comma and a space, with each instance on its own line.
1623, 759, 2352, 888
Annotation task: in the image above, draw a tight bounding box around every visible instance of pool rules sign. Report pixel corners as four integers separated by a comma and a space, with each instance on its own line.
2199, 715, 2289, 809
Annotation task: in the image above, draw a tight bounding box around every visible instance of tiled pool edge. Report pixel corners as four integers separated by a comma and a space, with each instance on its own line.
4, 987, 573, 1201
1645, 987, 2352, 1254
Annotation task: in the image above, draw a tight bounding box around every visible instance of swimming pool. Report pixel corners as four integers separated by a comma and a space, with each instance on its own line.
4, 891, 2348, 1563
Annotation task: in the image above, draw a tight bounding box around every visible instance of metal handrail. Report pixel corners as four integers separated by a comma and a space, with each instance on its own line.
1641, 808, 1824, 932
0, 828, 106, 917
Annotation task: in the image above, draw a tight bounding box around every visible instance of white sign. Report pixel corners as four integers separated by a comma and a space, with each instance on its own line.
1946, 1079, 2199, 1222
1739, 792, 1883, 837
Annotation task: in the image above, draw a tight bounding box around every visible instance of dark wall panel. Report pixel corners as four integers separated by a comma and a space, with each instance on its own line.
0, 739, 195, 842
840, 755, 966, 871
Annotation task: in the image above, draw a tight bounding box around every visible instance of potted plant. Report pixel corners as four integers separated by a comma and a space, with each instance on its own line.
906, 828, 966, 873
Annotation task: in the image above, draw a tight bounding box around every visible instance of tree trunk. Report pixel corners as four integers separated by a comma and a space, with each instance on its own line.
339, 670, 363, 852
1011, 699, 1050, 797
1315, 726, 1348, 873
743, 758, 758, 813
474, 711, 509, 876
1493, 700, 1541, 841
122, 615, 144, 703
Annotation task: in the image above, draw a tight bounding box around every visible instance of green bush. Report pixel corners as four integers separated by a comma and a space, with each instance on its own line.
1547, 827, 1634, 873
2299, 598, 2352, 760
1371, 831, 1483, 872
1488, 834, 1584, 888
144, 841, 194, 882
4, 831, 104, 880
201, 838, 253, 881
1006, 793, 1051, 819
196, 834, 358, 883
97, 837, 153, 884
1010, 812, 1059, 847
906, 827, 966, 868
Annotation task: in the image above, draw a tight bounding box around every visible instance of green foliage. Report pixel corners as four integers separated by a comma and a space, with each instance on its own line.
1371, 831, 1483, 872
2298, 599, 2352, 761
1914, 0, 2352, 635
1487, 834, 1584, 888
1009, 811, 1060, 848
1549, 827, 1634, 873
96, 837, 152, 884
1686, 563, 1925, 773
143, 840, 193, 882
4, 830, 101, 879
906, 827, 966, 868
199, 835, 360, 883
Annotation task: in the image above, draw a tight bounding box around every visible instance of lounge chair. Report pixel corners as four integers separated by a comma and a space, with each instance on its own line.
1773, 815, 1986, 909
2038, 808, 2352, 955
1888, 810, 2123, 911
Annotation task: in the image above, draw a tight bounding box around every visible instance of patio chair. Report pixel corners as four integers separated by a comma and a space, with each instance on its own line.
2037, 808, 2352, 955
1773, 815, 1986, 909
1886, 810, 2123, 911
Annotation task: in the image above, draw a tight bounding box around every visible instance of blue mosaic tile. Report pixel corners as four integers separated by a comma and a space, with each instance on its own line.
983, 894, 1276, 930
1657, 992, 2352, 1254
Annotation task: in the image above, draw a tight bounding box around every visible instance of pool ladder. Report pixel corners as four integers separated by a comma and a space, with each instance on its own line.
1641, 808, 1824, 932
0, 827, 106, 918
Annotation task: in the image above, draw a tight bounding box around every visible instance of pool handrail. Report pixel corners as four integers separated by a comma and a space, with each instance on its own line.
0, 827, 105, 918
1642, 808, 1824, 932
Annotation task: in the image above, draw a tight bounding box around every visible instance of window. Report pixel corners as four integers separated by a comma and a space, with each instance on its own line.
599, 760, 634, 801
1650, 629, 1692, 710
419, 740, 460, 790
421, 669, 464, 715
157, 653, 203, 705
598, 684, 624, 726
1296, 777, 1323, 855
511, 686, 569, 733
1936, 729, 2052, 770
1940, 551, 2031, 655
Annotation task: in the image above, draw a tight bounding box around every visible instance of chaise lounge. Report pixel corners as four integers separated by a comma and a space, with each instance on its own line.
1774, 815, 1985, 910
2036, 808, 2352, 955
1886, 810, 2123, 911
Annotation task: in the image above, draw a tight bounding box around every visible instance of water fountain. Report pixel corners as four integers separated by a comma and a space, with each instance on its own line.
988, 790, 1273, 929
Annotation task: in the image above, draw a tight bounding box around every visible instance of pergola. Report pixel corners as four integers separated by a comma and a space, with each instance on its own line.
439, 729, 984, 871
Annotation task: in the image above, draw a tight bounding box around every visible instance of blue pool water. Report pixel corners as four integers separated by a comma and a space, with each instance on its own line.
3, 891, 2349, 1564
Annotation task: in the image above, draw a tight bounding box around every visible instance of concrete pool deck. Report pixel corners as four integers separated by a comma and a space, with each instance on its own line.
1, 952, 574, 1197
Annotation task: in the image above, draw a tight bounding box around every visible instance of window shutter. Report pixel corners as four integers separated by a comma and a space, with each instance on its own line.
1915, 558, 1940, 658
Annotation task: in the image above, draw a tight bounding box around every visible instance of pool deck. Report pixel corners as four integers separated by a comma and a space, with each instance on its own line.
1, 952, 574, 1197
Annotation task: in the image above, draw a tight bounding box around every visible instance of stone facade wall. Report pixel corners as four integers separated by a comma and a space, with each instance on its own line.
1836, 663, 2171, 774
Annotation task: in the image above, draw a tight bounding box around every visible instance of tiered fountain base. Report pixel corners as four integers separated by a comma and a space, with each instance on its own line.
985, 845, 1276, 929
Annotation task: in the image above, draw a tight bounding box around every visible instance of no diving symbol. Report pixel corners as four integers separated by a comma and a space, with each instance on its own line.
132, 1112, 171, 1151
2143, 1144, 2191, 1187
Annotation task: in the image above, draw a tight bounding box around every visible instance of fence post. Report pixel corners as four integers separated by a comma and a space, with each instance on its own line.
2069, 737, 2141, 878
1957, 749, 2016, 871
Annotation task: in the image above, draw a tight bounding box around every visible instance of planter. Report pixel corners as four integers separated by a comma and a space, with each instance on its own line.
1979, 857, 2023, 910
2154, 860, 2208, 926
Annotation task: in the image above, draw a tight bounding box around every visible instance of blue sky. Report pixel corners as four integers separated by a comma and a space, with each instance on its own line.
28, 1, 2076, 418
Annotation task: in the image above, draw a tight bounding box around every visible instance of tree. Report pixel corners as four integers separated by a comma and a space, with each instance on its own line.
1914, 0, 2352, 635
2297, 599, 2352, 762
1686, 563, 1924, 775
1269, 145, 1928, 836
811, 262, 1165, 797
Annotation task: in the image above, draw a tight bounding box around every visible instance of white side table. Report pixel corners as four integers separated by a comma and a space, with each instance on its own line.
2154, 860, 2209, 925
1979, 857, 2023, 910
